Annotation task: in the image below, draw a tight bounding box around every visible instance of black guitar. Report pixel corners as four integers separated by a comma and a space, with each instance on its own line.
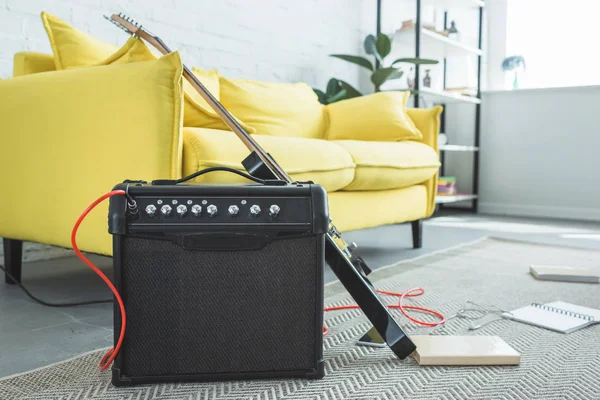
106, 13, 416, 359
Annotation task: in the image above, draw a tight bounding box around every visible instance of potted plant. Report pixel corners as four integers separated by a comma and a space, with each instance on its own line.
313, 78, 359, 105
313, 34, 438, 104
332, 33, 438, 93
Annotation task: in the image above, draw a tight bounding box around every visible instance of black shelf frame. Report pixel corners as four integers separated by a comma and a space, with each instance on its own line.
375, 0, 484, 213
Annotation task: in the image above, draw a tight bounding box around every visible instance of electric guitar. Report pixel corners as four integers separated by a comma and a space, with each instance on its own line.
106, 13, 416, 359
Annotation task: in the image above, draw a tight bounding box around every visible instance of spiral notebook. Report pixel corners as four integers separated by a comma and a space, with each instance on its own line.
502, 301, 600, 334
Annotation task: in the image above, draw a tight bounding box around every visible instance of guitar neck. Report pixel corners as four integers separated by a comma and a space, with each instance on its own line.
148, 36, 290, 182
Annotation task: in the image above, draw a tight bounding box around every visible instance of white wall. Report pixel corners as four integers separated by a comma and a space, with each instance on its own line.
444, 1, 600, 222
0, 0, 367, 91
479, 86, 600, 222
484, 0, 507, 91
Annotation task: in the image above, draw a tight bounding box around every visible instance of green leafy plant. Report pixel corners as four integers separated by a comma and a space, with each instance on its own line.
313, 78, 362, 105
331, 33, 439, 93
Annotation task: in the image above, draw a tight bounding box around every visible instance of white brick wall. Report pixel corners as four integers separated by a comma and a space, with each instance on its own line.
0, 0, 369, 92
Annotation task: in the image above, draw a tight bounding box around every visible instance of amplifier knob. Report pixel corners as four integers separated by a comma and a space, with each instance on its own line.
250, 205, 261, 216
176, 204, 188, 217
228, 205, 239, 216
160, 204, 172, 217
191, 204, 202, 217
145, 204, 157, 217
269, 204, 280, 217
207, 204, 218, 217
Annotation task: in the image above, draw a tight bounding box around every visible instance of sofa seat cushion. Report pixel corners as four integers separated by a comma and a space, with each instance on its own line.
183, 128, 355, 192
332, 140, 440, 191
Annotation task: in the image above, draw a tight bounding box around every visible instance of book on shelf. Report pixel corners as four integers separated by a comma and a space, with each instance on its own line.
437, 176, 457, 196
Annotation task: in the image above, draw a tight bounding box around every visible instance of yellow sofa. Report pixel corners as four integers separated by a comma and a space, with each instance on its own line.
0, 41, 440, 285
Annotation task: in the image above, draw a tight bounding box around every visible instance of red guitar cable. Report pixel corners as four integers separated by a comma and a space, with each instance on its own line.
323, 287, 445, 335
73, 191, 444, 368
71, 190, 127, 371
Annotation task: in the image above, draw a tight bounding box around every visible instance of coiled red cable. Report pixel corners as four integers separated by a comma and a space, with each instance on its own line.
323, 287, 445, 335
71, 190, 127, 371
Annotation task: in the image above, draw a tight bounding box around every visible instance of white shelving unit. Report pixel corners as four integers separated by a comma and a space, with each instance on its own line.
435, 193, 478, 204
380, 0, 484, 210
419, 87, 481, 104
420, 0, 484, 10
400, 0, 484, 9
393, 28, 482, 59
439, 144, 479, 152
381, 85, 480, 104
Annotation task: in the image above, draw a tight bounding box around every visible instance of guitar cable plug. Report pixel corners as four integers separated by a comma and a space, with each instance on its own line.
125, 184, 139, 219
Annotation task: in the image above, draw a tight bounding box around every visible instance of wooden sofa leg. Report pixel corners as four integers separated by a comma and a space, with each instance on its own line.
411, 220, 422, 249
3, 238, 23, 284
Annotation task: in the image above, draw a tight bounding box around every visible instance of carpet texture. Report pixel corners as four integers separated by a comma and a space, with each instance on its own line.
2, 237, 600, 400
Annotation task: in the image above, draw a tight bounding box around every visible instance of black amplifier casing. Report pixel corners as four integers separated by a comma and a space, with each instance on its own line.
108, 182, 327, 386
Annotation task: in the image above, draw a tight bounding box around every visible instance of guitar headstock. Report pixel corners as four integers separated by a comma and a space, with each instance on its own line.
104, 13, 165, 53
104, 13, 143, 35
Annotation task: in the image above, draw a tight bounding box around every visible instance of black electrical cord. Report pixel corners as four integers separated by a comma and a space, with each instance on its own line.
152, 166, 268, 186
176, 166, 266, 184
0, 264, 112, 307
1, 168, 268, 308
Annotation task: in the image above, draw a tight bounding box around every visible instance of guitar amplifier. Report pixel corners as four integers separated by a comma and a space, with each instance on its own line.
108, 181, 327, 385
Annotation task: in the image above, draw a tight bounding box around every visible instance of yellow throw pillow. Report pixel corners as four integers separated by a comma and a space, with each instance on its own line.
102, 39, 253, 131
91, 37, 229, 128
40, 12, 251, 131
326, 91, 422, 142
41, 11, 117, 69
219, 77, 327, 139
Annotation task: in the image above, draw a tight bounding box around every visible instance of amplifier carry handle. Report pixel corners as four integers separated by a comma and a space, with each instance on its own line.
152, 166, 287, 186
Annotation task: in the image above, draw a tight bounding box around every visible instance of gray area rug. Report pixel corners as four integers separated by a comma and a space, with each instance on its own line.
2, 237, 600, 400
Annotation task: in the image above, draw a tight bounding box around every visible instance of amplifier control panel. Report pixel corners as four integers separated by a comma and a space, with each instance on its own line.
132, 196, 311, 225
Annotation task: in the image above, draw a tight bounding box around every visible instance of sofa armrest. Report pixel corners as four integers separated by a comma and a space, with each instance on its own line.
406, 106, 443, 216
0, 53, 184, 255
13, 52, 57, 77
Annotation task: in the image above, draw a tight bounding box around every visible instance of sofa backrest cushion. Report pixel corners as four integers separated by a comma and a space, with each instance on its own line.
326, 91, 422, 142
219, 77, 328, 139
39, 13, 253, 132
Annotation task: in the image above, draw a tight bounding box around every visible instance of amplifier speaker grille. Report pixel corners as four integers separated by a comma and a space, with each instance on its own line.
119, 234, 321, 378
